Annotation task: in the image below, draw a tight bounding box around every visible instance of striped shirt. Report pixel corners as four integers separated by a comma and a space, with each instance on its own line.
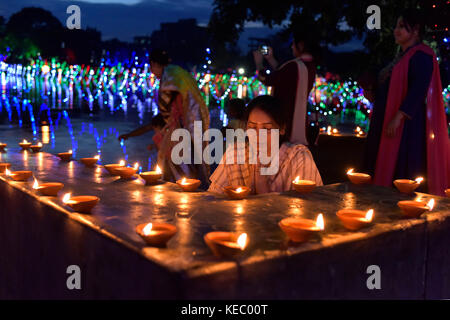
208, 142, 323, 194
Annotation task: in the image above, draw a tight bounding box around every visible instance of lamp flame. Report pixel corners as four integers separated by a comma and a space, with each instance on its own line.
347, 168, 354, 175
237, 233, 248, 250
236, 187, 243, 193
5, 168, 11, 176
365, 209, 374, 222
155, 165, 162, 174
33, 179, 39, 189
37, 142, 42, 147
415, 177, 424, 184
427, 199, 435, 211
62, 193, 71, 204
134, 162, 139, 170
181, 177, 187, 185
22, 139, 28, 144
68, 149, 72, 154
94, 155, 100, 160
143, 223, 153, 236
316, 213, 325, 230
293, 176, 300, 184
119, 160, 125, 166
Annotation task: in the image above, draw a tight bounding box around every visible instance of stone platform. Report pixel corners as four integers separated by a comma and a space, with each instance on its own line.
0, 149, 449, 299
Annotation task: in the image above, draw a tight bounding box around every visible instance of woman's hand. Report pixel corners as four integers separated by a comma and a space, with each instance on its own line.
253, 50, 264, 70
263, 46, 274, 60
385, 112, 405, 138
118, 133, 129, 141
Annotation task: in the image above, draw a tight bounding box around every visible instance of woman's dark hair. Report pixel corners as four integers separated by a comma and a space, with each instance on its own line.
151, 113, 166, 129
292, 29, 321, 62
149, 49, 170, 65
399, 9, 426, 38
245, 95, 289, 143
226, 98, 246, 120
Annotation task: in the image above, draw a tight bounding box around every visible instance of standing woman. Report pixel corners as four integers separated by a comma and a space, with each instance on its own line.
253, 30, 317, 146
149, 49, 211, 188
363, 9, 450, 195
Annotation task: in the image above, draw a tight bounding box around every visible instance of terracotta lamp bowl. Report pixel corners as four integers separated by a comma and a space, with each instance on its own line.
103, 164, 124, 176
65, 196, 99, 213
115, 167, 137, 179
19, 142, 32, 150
347, 172, 372, 185
57, 152, 72, 162
36, 182, 64, 196
176, 179, 201, 192
30, 145, 42, 153
445, 189, 450, 198
139, 171, 162, 185
80, 158, 99, 167
397, 200, 429, 218
279, 217, 321, 243
336, 209, 372, 231
394, 179, 420, 194
0, 163, 11, 173
9, 171, 33, 181
204, 232, 246, 258
292, 180, 316, 193
0, 143, 7, 152
223, 186, 251, 200
136, 223, 177, 246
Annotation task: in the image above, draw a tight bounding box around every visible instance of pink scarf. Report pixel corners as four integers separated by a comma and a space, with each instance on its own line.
373, 43, 450, 196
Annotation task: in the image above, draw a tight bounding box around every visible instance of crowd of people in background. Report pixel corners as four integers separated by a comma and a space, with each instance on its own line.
119, 8, 449, 197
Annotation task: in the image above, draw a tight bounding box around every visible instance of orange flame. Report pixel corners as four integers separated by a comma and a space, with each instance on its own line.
347, 168, 354, 175
415, 177, 424, 184
119, 160, 125, 166
316, 213, 325, 230
365, 209, 374, 222
427, 199, 435, 211
143, 223, 153, 236
62, 193, 71, 204
33, 178, 39, 189
237, 233, 248, 250
155, 165, 162, 174
293, 176, 300, 184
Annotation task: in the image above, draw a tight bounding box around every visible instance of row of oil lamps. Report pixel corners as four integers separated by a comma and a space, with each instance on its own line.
0, 139, 446, 259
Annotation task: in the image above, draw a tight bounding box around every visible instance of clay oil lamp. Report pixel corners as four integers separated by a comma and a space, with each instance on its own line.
176, 177, 201, 192
204, 232, 248, 258
33, 178, 64, 196
104, 159, 126, 176
136, 222, 177, 247
223, 186, 251, 200
5, 168, 33, 181
446, 189, 450, 198
0, 143, 7, 152
115, 162, 139, 179
0, 162, 11, 173
80, 155, 100, 168
347, 168, 371, 185
57, 149, 73, 162
139, 165, 163, 185
30, 142, 43, 153
279, 213, 324, 243
397, 198, 434, 218
336, 209, 374, 231
394, 177, 423, 194
62, 193, 99, 214
19, 139, 32, 150
292, 176, 316, 193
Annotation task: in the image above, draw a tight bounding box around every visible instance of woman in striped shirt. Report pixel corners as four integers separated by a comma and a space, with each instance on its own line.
208, 95, 322, 194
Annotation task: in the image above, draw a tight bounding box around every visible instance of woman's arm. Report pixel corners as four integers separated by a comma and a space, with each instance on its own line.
118, 123, 153, 140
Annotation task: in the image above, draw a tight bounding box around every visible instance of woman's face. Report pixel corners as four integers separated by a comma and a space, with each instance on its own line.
247, 108, 285, 153
150, 62, 164, 79
394, 17, 418, 46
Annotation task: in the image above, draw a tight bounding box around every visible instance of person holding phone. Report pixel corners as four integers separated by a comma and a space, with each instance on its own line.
253, 30, 318, 146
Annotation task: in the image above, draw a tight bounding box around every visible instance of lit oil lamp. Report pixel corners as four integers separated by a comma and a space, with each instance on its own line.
104, 160, 126, 175
279, 214, 324, 243
223, 185, 251, 200
0, 143, 7, 152
139, 165, 163, 185
292, 176, 316, 193
397, 198, 434, 218
33, 178, 64, 196
204, 232, 248, 258
115, 162, 139, 179
19, 139, 32, 150
62, 193, 99, 214
57, 150, 73, 162
0, 162, 11, 173
336, 209, 374, 231
176, 177, 201, 192
80, 155, 100, 168
136, 222, 177, 246
30, 142, 43, 153
394, 177, 423, 194
5, 168, 33, 181
346, 168, 371, 185
445, 189, 450, 198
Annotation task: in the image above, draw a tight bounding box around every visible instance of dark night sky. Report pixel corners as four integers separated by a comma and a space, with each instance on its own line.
0, 0, 287, 52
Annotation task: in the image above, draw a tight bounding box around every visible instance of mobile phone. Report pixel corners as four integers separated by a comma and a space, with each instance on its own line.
260, 45, 269, 55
